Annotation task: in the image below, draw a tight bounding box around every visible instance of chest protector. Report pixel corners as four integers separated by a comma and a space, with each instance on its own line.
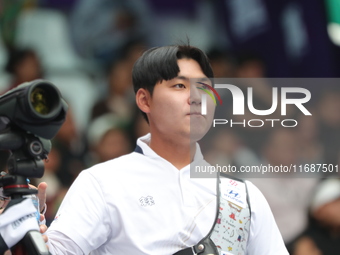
133, 146, 251, 255
174, 173, 251, 255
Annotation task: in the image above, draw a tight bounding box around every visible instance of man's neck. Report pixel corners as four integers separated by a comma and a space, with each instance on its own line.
148, 134, 196, 170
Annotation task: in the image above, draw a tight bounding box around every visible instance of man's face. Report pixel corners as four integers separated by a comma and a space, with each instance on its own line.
147, 58, 215, 143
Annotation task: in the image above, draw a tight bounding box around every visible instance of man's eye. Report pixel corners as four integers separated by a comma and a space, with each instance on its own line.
174, 84, 185, 88
196, 82, 209, 90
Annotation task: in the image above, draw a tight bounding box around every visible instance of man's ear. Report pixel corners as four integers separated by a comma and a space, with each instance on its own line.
136, 88, 151, 114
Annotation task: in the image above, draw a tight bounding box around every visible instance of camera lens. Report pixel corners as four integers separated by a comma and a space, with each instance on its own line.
30, 87, 51, 115
27, 81, 62, 120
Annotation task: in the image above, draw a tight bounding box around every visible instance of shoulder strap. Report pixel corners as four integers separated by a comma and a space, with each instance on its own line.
220, 172, 252, 222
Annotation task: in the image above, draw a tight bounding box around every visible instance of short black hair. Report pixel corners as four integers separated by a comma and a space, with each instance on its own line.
132, 45, 213, 121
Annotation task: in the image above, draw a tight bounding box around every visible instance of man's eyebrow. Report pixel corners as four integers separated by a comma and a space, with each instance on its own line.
197, 77, 210, 82
174, 76, 209, 81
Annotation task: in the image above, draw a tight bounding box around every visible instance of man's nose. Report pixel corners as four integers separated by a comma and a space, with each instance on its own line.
189, 86, 201, 105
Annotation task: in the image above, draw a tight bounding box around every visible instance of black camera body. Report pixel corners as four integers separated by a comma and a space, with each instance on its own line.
0, 80, 67, 254
0, 80, 67, 180
0, 80, 68, 181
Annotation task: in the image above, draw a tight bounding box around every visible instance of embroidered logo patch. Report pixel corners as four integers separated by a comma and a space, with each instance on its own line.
220, 181, 247, 208
139, 196, 155, 206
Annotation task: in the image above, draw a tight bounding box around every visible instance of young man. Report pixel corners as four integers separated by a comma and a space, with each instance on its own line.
45, 45, 288, 255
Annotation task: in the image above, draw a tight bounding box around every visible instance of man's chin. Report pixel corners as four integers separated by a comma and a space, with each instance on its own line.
189, 128, 209, 143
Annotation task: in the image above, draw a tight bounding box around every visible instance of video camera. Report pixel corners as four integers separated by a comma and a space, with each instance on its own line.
0, 80, 68, 254
0, 79, 67, 177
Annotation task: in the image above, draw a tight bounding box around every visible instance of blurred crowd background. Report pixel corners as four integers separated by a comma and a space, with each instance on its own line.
1, 0, 340, 254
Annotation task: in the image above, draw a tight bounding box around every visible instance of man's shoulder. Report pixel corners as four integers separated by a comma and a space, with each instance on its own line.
85, 151, 152, 179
